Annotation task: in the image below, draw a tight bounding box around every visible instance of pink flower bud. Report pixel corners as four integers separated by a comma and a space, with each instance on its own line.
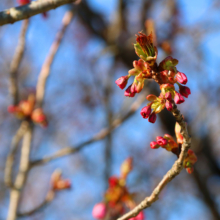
165, 100, 173, 111
92, 203, 106, 220
165, 92, 172, 101
17, 0, 30, 5
150, 141, 160, 149
115, 76, 129, 90
148, 112, 156, 123
135, 211, 145, 220
156, 136, 168, 146
140, 105, 151, 119
179, 85, 191, 98
129, 211, 145, 220
176, 72, 187, 84
8, 105, 17, 113
174, 92, 185, 104
131, 81, 143, 93
31, 108, 48, 127
124, 85, 136, 97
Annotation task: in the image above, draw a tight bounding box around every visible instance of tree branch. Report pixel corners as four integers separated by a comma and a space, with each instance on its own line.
17, 190, 55, 217
9, 19, 29, 105
36, 9, 75, 107
4, 121, 29, 187
117, 103, 191, 220
7, 123, 33, 220
0, 0, 76, 26
30, 92, 147, 167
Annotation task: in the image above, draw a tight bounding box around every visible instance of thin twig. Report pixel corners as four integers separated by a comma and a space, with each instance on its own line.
30, 92, 147, 167
17, 190, 55, 217
117, 103, 191, 220
7, 123, 33, 220
0, 0, 76, 26
36, 9, 75, 107
9, 19, 29, 105
4, 121, 29, 187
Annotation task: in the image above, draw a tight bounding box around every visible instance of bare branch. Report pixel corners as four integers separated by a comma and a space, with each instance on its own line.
9, 19, 29, 105
0, 0, 76, 26
7, 123, 33, 220
17, 190, 55, 217
4, 121, 29, 187
117, 103, 191, 220
36, 9, 75, 107
30, 92, 147, 167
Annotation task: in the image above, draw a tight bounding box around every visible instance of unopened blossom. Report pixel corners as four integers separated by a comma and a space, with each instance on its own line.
165, 92, 172, 101
17, 0, 30, 5
115, 76, 129, 90
165, 100, 173, 111
124, 85, 136, 97
156, 136, 168, 146
150, 141, 160, 149
148, 112, 156, 123
92, 203, 107, 220
176, 72, 188, 85
174, 92, 185, 104
140, 105, 151, 119
179, 85, 191, 98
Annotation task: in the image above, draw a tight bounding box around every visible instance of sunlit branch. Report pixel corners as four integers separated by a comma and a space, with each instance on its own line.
4, 121, 29, 187
0, 0, 76, 26
17, 190, 55, 217
30, 92, 147, 167
7, 123, 33, 220
117, 103, 191, 220
36, 9, 75, 107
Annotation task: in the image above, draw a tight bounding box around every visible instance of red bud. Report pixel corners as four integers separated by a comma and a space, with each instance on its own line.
140, 105, 151, 119
176, 72, 188, 84
148, 112, 157, 123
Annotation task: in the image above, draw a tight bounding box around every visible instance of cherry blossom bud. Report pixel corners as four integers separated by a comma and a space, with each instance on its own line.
176, 72, 188, 84
148, 112, 156, 123
17, 0, 30, 5
108, 176, 118, 188
165, 92, 172, 101
124, 85, 136, 97
56, 179, 71, 190
179, 85, 191, 98
7, 105, 17, 113
51, 169, 71, 190
135, 211, 145, 220
92, 203, 107, 220
156, 136, 168, 146
165, 100, 173, 111
19, 101, 33, 116
115, 76, 129, 90
129, 211, 145, 220
31, 108, 48, 127
131, 81, 143, 93
150, 141, 160, 149
174, 92, 185, 104
121, 157, 133, 178
140, 105, 151, 119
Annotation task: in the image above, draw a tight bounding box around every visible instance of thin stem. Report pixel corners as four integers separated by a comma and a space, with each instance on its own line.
117, 103, 191, 220
9, 19, 29, 105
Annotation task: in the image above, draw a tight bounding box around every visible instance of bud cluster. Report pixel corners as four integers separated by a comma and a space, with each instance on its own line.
8, 94, 48, 127
115, 32, 191, 123
150, 122, 197, 173
50, 169, 71, 190
92, 158, 145, 220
